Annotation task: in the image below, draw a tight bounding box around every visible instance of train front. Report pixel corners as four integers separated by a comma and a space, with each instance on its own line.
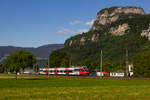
74, 66, 89, 76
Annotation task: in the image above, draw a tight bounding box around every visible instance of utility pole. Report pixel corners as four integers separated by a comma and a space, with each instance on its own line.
100, 50, 103, 77
48, 56, 50, 76
126, 48, 129, 77
35, 63, 38, 73
69, 58, 71, 67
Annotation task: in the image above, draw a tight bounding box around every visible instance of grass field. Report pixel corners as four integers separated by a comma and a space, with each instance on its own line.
0, 75, 150, 100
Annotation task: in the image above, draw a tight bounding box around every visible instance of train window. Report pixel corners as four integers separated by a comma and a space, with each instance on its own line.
53, 70, 59, 72
50, 70, 53, 73
43, 70, 48, 72
54, 70, 57, 72
60, 70, 63, 73
69, 70, 73, 73
64, 70, 69, 73
74, 69, 84, 71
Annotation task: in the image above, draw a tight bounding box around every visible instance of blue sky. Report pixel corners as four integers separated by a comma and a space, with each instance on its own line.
0, 0, 150, 47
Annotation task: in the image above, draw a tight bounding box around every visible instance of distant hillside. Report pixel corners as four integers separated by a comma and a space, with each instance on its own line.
0, 44, 64, 59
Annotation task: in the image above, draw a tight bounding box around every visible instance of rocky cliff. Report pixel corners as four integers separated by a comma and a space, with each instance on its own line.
92, 6, 145, 30
65, 6, 150, 47
141, 24, 150, 40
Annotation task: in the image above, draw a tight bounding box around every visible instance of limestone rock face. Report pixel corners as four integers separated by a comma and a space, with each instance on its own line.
92, 6, 145, 30
80, 37, 85, 45
69, 40, 72, 46
110, 24, 130, 36
91, 34, 100, 42
141, 24, 150, 40
65, 6, 149, 47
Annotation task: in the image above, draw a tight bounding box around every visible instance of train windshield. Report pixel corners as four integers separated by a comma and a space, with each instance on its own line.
40, 69, 43, 71
74, 69, 85, 71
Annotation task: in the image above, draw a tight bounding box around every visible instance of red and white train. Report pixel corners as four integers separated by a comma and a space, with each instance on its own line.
38, 66, 89, 76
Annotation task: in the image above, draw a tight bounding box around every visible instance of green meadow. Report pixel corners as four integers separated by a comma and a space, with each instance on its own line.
0, 75, 150, 100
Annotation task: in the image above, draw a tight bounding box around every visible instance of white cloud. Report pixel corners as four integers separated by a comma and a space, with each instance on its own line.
71, 29, 89, 34
57, 28, 88, 34
69, 19, 95, 26
57, 28, 71, 34
57, 19, 94, 35
85, 19, 95, 26
69, 20, 82, 25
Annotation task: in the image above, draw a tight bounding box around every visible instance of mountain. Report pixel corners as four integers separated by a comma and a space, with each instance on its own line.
63, 6, 150, 66
0, 44, 64, 59
92, 6, 145, 30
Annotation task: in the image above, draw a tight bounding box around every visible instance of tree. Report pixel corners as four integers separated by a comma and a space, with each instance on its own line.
4, 50, 36, 79
0, 63, 4, 73
49, 50, 69, 67
103, 61, 114, 72
0, 56, 4, 73
133, 52, 150, 77
60, 56, 69, 67
79, 59, 99, 72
